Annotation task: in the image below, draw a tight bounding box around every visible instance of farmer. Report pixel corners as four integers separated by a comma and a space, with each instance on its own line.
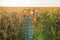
21, 9, 36, 40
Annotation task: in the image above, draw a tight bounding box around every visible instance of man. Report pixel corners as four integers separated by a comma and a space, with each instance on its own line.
21, 9, 36, 40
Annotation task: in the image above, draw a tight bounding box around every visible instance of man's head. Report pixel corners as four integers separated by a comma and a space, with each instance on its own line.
23, 9, 31, 17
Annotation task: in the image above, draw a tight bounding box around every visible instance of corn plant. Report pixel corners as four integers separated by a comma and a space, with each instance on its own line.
0, 8, 60, 40
33, 10, 60, 40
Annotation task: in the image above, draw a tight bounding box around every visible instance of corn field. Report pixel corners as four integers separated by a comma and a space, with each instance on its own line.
0, 7, 60, 40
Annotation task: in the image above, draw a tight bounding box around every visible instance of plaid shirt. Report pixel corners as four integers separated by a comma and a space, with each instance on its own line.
21, 17, 33, 40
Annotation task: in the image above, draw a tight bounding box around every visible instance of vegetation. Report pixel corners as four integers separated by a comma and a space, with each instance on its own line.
0, 8, 60, 40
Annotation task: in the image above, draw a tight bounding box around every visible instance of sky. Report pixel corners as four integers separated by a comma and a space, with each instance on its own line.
0, 0, 60, 7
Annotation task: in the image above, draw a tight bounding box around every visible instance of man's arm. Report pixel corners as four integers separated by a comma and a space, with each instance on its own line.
32, 9, 37, 22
